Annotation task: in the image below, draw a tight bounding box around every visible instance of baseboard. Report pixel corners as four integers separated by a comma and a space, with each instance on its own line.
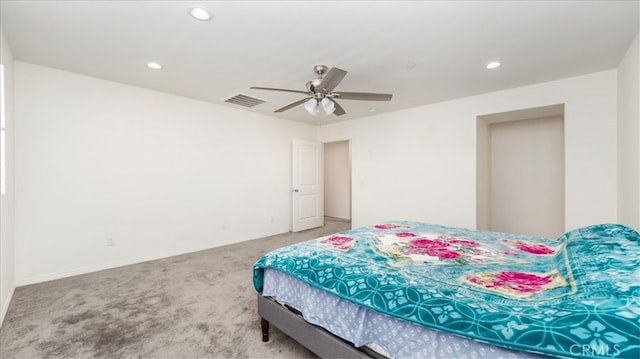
324, 216, 351, 222
15, 255, 162, 286
0, 285, 15, 328
14, 244, 216, 286
15, 230, 288, 286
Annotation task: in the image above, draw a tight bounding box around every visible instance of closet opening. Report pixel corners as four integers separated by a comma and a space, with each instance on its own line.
477, 104, 565, 238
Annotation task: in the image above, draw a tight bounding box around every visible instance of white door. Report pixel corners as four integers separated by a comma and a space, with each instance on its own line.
292, 139, 323, 232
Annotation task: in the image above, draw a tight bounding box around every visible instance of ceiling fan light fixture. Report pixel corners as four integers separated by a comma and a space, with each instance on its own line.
304, 98, 319, 115
321, 98, 335, 115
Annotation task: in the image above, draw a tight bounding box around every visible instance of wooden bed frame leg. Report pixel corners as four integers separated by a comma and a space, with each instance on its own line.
261, 317, 270, 342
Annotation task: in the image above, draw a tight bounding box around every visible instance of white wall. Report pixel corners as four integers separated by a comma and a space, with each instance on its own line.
617, 32, 640, 230
13, 62, 317, 285
0, 27, 16, 326
324, 140, 351, 220
320, 70, 618, 232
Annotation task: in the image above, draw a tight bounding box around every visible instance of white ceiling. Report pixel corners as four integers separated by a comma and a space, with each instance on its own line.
1, 0, 638, 125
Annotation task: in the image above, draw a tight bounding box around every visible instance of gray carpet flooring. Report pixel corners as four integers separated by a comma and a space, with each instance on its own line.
0, 219, 351, 358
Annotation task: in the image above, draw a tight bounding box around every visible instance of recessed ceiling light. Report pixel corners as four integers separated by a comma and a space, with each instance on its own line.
147, 62, 162, 70
190, 6, 212, 21
486, 61, 501, 69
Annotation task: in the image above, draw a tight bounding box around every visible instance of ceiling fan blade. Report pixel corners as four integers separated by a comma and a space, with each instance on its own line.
318, 67, 347, 93
274, 97, 312, 113
251, 86, 310, 95
331, 99, 346, 116
334, 92, 393, 101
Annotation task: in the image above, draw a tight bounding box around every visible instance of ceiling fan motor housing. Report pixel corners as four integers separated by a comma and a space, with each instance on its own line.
306, 79, 323, 93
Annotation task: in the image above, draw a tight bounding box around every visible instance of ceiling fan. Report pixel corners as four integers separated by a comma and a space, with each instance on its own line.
250, 65, 393, 116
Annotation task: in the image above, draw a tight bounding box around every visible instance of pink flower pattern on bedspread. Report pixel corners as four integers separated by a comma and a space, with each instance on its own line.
465, 270, 566, 298
319, 235, 354, 251
374, 232, 526, 266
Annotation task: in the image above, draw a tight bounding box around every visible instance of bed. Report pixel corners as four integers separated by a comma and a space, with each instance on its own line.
253, 221, 640, 358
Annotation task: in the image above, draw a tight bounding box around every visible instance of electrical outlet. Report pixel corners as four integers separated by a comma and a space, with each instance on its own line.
106, 237, 115, 247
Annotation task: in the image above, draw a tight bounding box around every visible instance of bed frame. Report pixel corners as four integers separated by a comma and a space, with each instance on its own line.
257, 294, 386, 359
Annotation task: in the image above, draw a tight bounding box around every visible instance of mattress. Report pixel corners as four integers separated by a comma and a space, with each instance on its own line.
263, 268, 546, 358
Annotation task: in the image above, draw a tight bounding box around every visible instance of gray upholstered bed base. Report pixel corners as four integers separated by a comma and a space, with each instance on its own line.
257, 294, 385, 359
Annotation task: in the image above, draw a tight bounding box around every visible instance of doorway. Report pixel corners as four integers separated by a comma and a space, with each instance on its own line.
323, 140, 351, 223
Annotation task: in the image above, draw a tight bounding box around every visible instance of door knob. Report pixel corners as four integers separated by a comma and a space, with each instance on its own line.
293, 189, 299, 192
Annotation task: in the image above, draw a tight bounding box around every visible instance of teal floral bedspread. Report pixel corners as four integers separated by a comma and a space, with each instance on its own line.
253, 222, 640, 358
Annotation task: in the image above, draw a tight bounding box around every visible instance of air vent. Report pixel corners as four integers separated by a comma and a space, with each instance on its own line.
222, 93, 267, 108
